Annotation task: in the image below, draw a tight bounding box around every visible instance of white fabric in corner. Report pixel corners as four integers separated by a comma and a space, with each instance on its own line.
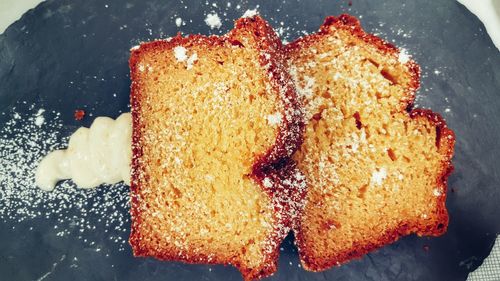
467, 236, 500, 281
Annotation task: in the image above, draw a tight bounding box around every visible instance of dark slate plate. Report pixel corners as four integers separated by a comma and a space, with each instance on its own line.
0, 0, 499, 280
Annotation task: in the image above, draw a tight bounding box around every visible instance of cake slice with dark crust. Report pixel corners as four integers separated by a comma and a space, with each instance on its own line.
129, 16, 305, 280
286, 14, 455, 271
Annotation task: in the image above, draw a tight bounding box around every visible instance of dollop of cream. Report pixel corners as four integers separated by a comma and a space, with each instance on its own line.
35, 113, 132, 191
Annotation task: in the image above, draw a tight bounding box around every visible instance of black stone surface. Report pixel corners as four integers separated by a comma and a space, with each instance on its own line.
0, 0, 499, 280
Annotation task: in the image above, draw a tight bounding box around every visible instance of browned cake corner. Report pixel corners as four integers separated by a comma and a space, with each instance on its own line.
129, 15, 305, 280
286, 14, 455, 271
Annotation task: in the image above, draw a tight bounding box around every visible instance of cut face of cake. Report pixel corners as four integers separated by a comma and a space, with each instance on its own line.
129, 16, 304, 280
286, 15, 455, 271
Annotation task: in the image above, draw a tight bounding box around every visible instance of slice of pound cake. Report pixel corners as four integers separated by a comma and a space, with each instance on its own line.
129, 16, 304, 280
286, 15, 455, 271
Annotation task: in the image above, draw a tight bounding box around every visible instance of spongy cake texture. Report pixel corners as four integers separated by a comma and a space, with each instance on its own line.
286, 15, 455, 271
129, 16, 304, 280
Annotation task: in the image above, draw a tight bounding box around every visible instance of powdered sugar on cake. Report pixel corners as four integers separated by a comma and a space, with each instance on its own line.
173, 46, 188, 61
371, 168, 387, 186
186, 52, 198, 70
263, 177, 273, 188
266, 112, 282, 126
173, 46, 198, 70
242, 9, 259, 18
398, 48, 411, 64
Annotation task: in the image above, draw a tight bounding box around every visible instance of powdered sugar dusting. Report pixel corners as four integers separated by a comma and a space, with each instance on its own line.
263, 177, 273, 188
371, 168, 387, 186
398, 48, 411, 64
174, 46, 198, 70
433, 188, 442, 197
204, 13, 222, 29
266, 112, 282, 126
34, 109, 45, 127
186, 52, 198, 70
242, 9, 258, 18
175, 17, 183, 27
261, 162, 307, 260
173, 46, 188, 62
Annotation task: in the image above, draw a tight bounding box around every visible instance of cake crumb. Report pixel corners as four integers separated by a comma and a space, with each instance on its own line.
205, 13, 222, 29
74, 109, 85, 121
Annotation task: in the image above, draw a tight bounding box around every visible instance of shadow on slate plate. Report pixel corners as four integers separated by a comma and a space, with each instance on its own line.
0, 0, 499, 280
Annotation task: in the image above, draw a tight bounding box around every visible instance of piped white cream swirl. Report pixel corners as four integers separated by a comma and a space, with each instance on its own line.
35, 113, 132, 191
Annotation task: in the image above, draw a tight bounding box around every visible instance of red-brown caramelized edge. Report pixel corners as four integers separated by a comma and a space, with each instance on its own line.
129, 15, 305, 281
286, 14, 455, 271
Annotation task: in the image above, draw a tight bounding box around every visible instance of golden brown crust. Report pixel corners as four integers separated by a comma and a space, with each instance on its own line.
409, 108, 455, 234
287, 14, 455, 271
129, 16, 305, 281
250, 160, 307, 278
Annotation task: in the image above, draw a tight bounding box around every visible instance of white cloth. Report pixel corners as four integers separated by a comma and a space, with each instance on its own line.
457, 0, 500, 51
0, 0, 45, 34
467, 236, 500, 281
